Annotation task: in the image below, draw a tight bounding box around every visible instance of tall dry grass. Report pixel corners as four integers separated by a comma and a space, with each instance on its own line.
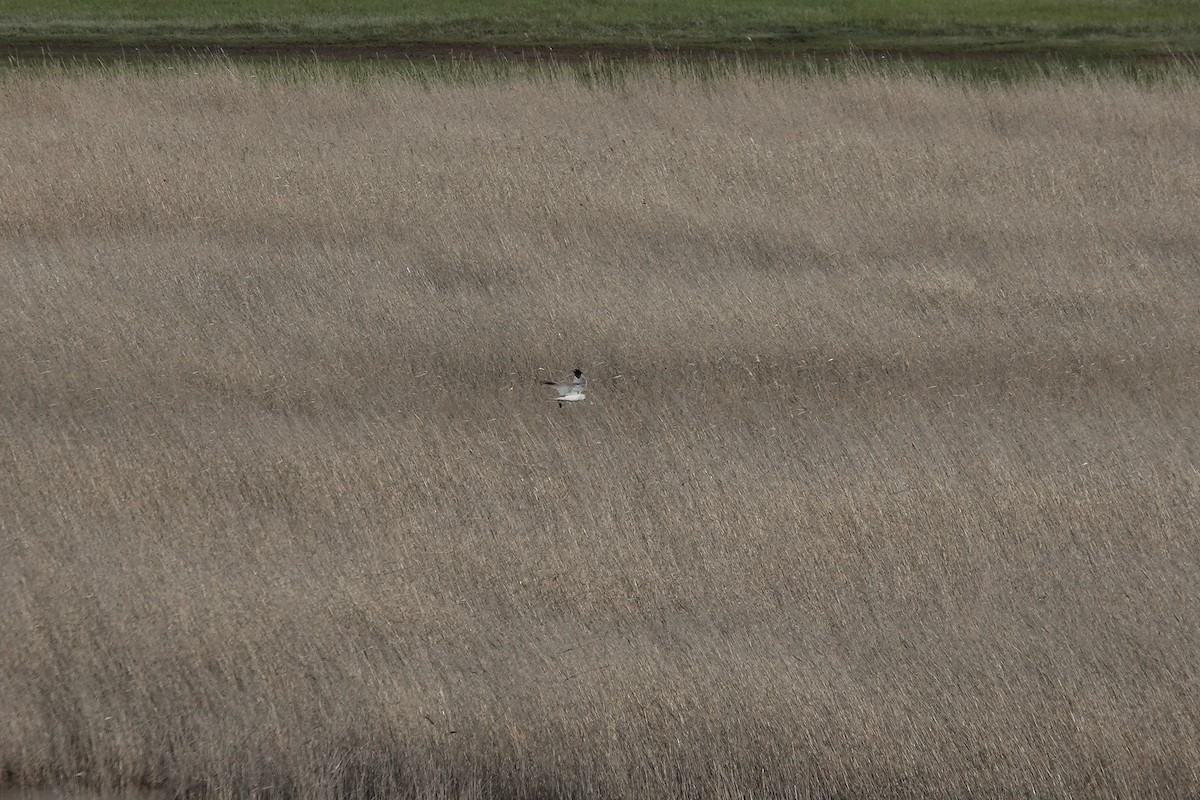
1, 65, 1198, 798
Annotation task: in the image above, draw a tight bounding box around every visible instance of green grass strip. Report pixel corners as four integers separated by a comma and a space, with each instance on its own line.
3, 0, 1199, 57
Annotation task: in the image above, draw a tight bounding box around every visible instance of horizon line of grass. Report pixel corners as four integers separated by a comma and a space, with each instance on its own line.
2, 0, 1199, 59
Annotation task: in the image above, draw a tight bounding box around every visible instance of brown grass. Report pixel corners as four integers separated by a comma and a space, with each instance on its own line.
1, 65, 1199, 799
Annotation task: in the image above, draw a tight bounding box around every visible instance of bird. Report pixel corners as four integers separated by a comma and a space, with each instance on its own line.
542, 368, 587, 407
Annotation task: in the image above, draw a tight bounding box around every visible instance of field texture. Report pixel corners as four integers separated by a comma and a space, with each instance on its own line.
2, 67, 1199, 798
2, 0, 1199, 55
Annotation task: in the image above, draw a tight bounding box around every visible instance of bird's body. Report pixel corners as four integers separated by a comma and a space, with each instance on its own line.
543, 369, 587, 407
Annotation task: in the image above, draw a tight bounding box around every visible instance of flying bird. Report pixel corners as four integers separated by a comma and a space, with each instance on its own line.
543, 369, 587, 407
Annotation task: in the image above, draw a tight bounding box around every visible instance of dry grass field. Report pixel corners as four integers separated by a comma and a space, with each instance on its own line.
1, 64, 1199, 798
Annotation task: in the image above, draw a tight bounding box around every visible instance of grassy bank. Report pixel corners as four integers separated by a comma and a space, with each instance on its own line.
2, 67, 1199, 797
2, 0, 1199, 56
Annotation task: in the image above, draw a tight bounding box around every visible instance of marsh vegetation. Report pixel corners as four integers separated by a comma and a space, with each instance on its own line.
2, 66, 1198, 797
